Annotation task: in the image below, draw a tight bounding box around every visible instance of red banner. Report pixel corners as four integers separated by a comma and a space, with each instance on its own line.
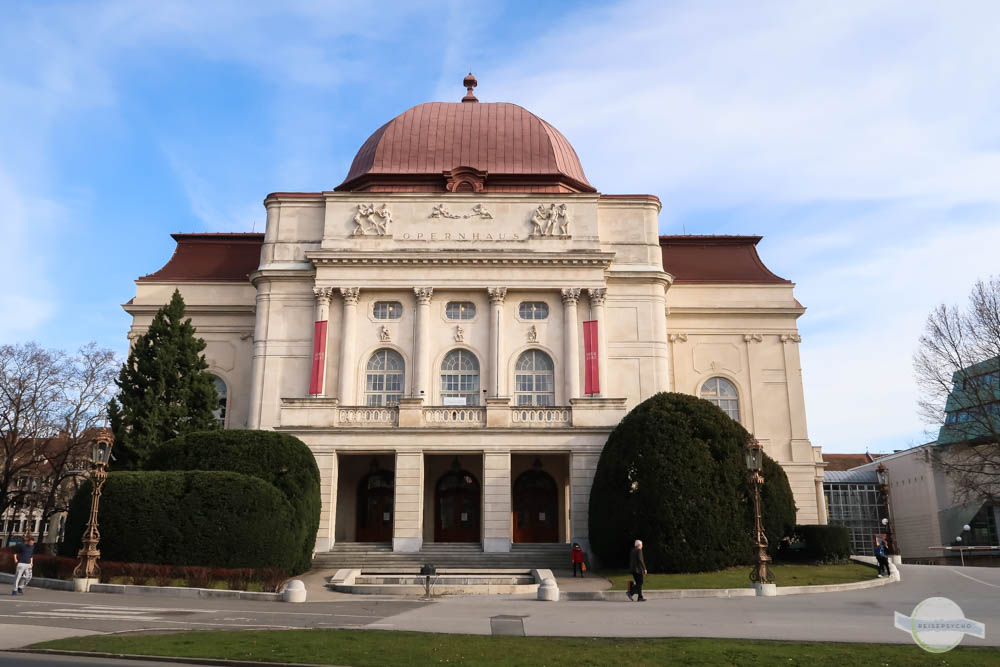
308, 320, 328, 395
583, 320, 599, 395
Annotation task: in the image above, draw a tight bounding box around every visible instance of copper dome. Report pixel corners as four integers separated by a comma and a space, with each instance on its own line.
335, 100, 595, 194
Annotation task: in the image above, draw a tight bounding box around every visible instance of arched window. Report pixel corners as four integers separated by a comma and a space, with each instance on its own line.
211, 375, 228, 426
514, 350, 555, 406
700, 377, 740, 421
440, 349, 480, 405
366, 349, 404, 406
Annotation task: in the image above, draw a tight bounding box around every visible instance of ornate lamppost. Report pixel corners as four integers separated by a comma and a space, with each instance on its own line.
72, 430, 113, 585
745, 437, 773, 585
876, 463, 897, 555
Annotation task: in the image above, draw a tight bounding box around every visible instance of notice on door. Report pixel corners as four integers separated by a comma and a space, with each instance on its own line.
539, 512, 546, 521
461, 512, 468, 522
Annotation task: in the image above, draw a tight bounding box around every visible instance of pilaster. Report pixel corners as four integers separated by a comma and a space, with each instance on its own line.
337, 287, 360, 404
487, 287, 507, 397
393, 451, 424, 552
414, 287, 434, 400
483, 450, 512, 552
561, 288, 581, 400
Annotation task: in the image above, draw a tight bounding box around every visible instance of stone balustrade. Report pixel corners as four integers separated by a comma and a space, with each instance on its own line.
338, 406, 399, 426
511, 406, 572, 426
422, 406, 486, 426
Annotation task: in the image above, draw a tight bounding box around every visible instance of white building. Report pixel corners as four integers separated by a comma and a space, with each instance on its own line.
124, 76, 826, 556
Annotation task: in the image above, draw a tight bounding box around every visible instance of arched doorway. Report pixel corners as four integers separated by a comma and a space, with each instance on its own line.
357, 468, 394, 542
435, 465, 481, 542
513, 464, 559, 543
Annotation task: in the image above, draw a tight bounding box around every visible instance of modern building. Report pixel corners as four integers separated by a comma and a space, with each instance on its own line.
123, 76, 826, 557
822, 467, 885, 556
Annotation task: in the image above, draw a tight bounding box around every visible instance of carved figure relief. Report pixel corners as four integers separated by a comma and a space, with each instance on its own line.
379, 325, 391, 342
668, 333, 688, 343
529, 203, 571, 236
527, 325, 537, 343
353, 204, 392, 236
780, 333, 803, 344
429, 204, 494, 219
455, 325, 465, 342
743, 333, 763, 343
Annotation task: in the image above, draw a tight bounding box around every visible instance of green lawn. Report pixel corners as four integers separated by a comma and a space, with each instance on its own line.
32, 630, 997, 666
602, 563, 879, 590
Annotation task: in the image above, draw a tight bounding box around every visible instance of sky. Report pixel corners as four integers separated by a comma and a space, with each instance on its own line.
2, 0, 998, 455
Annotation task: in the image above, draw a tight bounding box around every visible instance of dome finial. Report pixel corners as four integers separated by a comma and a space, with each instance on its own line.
462, 72, 478, 103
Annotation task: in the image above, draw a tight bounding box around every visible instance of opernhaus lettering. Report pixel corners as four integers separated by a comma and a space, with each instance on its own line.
400, 232, 523, 241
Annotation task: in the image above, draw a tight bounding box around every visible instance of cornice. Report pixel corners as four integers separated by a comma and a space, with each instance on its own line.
123, 303, 255, 316
306, 249, 615, 269
667, 305, 806, 316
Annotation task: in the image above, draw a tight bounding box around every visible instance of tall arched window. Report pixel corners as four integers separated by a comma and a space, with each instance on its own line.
514, 350, 555, 406
700, 376, 740, 421
366, 349, 404, 406
440, 349, 480, 405
211, 375, 228, 426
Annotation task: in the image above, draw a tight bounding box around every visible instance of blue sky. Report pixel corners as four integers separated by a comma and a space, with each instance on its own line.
3, 1, 999, 454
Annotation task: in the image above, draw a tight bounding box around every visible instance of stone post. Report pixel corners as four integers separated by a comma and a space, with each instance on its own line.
487, 287, 507, 398
413, 287, 434, 401
337, 288, 360, 405
393, 451, 424, 552
483, 450, 512, 552
561, 288, 581, 401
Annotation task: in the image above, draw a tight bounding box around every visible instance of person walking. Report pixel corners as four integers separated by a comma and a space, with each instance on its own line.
874, 538, 890, 578
627, 539, 647, 601
12, 537, 35, 595
571, 543, 585, 577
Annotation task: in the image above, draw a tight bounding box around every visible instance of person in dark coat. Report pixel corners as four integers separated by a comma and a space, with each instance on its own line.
874, 538, 890, 577
571, 543, 585, 577
627, 539, 647, 601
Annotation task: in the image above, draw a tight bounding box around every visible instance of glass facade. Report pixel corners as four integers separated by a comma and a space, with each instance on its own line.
824, 481, 886, 556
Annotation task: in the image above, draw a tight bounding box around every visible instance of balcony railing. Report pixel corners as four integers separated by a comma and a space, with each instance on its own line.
422, 406, 486, 427
337, 407, 398, 427
511, 407, 572, 426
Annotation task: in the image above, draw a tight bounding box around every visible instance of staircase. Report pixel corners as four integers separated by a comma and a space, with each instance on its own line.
312, 542, 571, 571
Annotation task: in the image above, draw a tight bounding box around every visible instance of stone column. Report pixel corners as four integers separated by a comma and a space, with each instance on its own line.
570, 451, 601, 554
561, 288, 581, 401
337, 287, 360, 405
487, 287, 508, 397
483, 450, 512, 552
313, 451, 337, 550
393, 451, 423, 552
587, 288, 608, 397
309, 287, 334, 396
413, 287, 434, 401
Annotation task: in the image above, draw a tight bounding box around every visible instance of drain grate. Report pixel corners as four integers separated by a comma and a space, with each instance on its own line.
490, 614, 527, 636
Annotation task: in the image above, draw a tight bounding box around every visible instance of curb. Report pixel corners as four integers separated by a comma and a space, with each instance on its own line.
565, 559, 900, 601
0, 572, 74, 591
1, 571, 282, 601
14, 649, 342, 667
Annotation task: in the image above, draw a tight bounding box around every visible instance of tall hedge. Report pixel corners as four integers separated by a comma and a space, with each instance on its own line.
588, 392, 797, 573
144, 430, 321, 574
61, 471, 297, 569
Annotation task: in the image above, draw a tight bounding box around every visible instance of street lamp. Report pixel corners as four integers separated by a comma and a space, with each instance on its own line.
745, 437, 773, 585
876, 463, 897, 555
72, 430, 114, 583
956, 524, 972, 566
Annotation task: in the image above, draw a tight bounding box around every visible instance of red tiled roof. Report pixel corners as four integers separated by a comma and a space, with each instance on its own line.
822, 453, 875, 471
137, 233, 263, 283
336, 102, 595, 194
660, 235, 790, 284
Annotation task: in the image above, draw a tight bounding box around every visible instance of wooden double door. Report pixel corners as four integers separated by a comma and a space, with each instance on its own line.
435, 468, 481, 542
513, 468, 559, 543
357, 469, 394, 542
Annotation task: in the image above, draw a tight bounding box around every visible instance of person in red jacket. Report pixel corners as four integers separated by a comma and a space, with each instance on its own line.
571, 543, 585, 577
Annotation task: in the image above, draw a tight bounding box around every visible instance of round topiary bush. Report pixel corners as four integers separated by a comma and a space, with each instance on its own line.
144, 430, 321, 574
61, 471, 297, 570
588, 392, 796, 573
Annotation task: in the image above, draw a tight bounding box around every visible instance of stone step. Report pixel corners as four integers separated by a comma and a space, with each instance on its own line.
355, 575, 535, 585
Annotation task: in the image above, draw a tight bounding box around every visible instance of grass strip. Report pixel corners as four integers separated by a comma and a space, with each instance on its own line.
33, 630, 997, 666
602, 563, 879, 590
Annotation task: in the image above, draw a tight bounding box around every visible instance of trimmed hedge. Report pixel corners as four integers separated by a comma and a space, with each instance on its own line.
61, 471, 297, 570
144, 430, 321, 574
792, 524, 851, 562
588, 392, 798, 573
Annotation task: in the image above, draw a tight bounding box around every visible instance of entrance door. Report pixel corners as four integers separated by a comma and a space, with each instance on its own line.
513, 468, 559, 543
435, 469, 481, 542
357, 469, 394, 542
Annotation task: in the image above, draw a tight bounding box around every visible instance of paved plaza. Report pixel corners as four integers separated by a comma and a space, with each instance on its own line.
0, 563, 997, 655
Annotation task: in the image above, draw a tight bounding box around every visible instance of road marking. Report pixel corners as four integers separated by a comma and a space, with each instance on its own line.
950, 569, 1000, 589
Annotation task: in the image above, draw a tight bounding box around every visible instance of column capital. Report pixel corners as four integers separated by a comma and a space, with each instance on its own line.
560, 288, 581, 305
414, 287, 434, 305
587, 287, 607, 306
313, 286, 334, 304
487, 287, 508, 305
340, 287, 361, 305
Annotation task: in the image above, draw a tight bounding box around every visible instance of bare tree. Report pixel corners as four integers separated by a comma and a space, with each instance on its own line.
915, 276, 1000, 505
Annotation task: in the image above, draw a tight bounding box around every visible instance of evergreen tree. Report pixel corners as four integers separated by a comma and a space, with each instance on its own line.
108, 289, 219, 469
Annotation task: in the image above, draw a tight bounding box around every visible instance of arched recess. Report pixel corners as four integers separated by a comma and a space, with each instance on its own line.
362, 347, 406, 407
209, 373, 229, 427
696, 375, 743, 423
435, 464, 481, 542
512, 462, 559, 543
356, 466, 394, 542
511, 348, 557, 407
438, 347, 482, 406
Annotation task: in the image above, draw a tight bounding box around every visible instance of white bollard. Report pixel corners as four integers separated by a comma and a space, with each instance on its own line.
74, 578, 97, 593
753, 583, 777, 597
283, 579, 307, 603
537, 578, 559, 602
